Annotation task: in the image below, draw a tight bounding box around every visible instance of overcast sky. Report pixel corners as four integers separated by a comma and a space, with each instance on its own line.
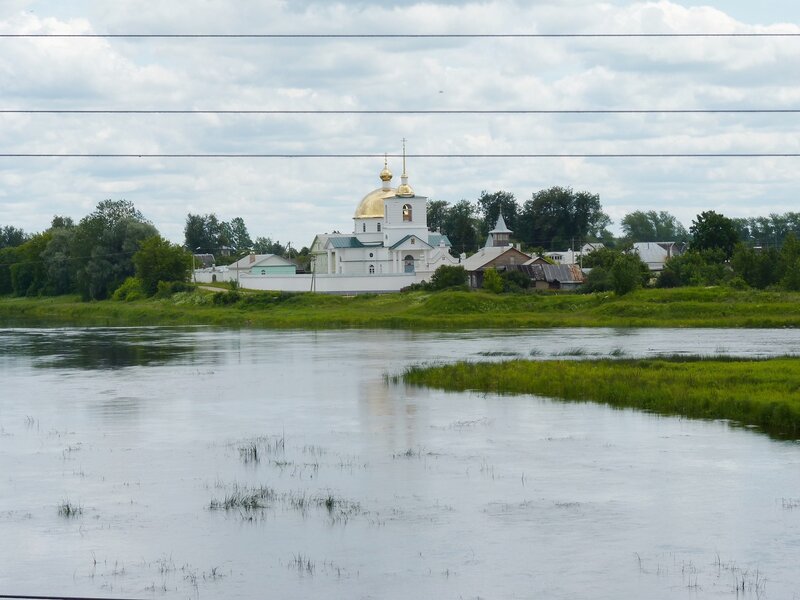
1, 1, 799, 248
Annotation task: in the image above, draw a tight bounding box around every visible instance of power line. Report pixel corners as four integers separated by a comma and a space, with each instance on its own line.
1, 153, 799, 159
1, 33, 799, 38
2, 109, 799, 115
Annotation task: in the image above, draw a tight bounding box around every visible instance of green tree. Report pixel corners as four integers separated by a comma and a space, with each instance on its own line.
690, 211, 739, 260
659, 249, 730, 287
621, 210, 688, 242
133, 235, 191, 296
1, 225, 28, 249
428, 265, 467, 290
477, 190, 519, 239
611, 253, 645, 295
226, 217, 253, 252
482, 268, 504, 293
9, 232, 51, 296
426, 200, 450, 233
518, 187, 611, 250
443, 200, 480, 254
184, 213, 223, 253
73, 200, 157, 300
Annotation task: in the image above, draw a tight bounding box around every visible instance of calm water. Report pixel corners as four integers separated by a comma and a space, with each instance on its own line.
1, 327, 799, 599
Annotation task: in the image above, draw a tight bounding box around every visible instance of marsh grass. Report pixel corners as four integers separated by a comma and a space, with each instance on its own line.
209, 483, 361, 521
400, 356, 800, 438
57, 499, 83, 517
6, 287, 800, 329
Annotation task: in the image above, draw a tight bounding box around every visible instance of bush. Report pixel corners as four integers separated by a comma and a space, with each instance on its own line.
112, 277, 146, 301
482, 268, 504, 294
155, 280, 195, 298
501, 269, 531, 293
611, 254, 644, 295
428, 265, 468, 290
212, 290, 241, 305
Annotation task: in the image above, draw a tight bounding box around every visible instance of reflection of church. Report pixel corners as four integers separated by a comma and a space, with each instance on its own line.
311, 149, 458, 277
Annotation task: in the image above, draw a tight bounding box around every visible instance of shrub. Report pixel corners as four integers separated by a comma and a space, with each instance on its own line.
212, 290, 241, 305
112, 277, 145, 301
482, 268, 504, 294
428, 265, 468, 290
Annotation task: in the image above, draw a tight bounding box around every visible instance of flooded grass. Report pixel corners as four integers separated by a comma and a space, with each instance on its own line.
400, 356, 800, 438
57, 499, 83, 517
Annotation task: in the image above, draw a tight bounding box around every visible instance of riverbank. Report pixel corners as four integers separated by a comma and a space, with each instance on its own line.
399, 357, 800, 438
2, 287, 800, 329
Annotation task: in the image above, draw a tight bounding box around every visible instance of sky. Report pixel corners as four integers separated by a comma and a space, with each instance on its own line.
1, 0, 799, 248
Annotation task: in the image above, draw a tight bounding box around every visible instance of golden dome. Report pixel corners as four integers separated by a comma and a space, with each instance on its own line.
396, 182, 414, 197
354, 187, 397, 219
380, 157, 393, 182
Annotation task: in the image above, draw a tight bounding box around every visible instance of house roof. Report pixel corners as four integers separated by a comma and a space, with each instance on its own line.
231, 253, 296, 269
633, 242, 683, 265
327, 236, 365, 249
390, 234, 433, 250
461, 246, 530, 271
508, 263, 585, 283
428, 233, 452, 247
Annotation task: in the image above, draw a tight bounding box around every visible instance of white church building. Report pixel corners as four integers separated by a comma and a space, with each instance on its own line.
194, 151, 459, 293
310, 154, 457, 279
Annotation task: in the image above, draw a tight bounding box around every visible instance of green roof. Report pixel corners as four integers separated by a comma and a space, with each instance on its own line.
328, 237, 365, 248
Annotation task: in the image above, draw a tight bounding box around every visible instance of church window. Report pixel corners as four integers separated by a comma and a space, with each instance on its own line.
261, 269, 266, 274
369, 264, 375, 274
377, 223, 381, 232
362, 223, 366, 232
369, 252, 374, 258
410, 238, 415, 245
403, 204, 413, 222
404, 255, 415, 273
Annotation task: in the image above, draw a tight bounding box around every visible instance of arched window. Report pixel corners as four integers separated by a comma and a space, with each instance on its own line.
404, 255, 415, 273
362, 223, 366, 232
369, 264, 375, 274
402, 204, 413, 222
377, 223, 381, 232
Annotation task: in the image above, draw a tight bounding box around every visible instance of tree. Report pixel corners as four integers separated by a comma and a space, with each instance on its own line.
72, 200, 157, 300
227, 217, 253, 252
690, 210, 739, 260
443, 200, 480, 254
621, 210, 688, 242
0, 225, 27, 249
482, 268, 504, 293
253, 236, 287, 256
518, 187, 611, 250
428, 265, 467, 290
184, 213, 223, 254
477, 190, 519, 239
427, 200, 450, 233
611, 253, 645, 295
133, 235, 191, 296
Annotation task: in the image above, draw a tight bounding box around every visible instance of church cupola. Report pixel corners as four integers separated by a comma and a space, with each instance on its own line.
486, 214, 512, 247
396, 138, 415, 198
380, 154, 393, 192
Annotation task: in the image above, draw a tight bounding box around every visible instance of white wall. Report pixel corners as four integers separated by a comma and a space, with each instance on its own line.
194, 269, 426, 293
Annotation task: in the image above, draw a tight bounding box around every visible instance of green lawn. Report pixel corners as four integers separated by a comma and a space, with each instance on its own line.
400, 356, 800, 438
1, 286, 800, 329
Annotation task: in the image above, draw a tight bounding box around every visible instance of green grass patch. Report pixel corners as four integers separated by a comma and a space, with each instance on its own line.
2, 287, 800, 329
399, 356, 800, 438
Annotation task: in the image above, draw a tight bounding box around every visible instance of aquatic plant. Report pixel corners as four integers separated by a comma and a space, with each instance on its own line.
400, 356, 800, 438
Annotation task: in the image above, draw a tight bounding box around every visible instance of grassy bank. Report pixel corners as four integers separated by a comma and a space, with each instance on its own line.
400, 357, 800, 438
2, 286, 800, 329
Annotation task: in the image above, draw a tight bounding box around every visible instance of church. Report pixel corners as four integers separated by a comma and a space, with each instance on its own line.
309, 150, 458, 280
194, 147, 459, 293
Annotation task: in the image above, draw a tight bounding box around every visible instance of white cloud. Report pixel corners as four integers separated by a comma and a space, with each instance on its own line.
1, 1, 799, 244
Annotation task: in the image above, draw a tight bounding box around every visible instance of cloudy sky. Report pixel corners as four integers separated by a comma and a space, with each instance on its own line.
1, 0, 799, 248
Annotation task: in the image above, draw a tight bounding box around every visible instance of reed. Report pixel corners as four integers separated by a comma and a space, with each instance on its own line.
400, 356, 800, 438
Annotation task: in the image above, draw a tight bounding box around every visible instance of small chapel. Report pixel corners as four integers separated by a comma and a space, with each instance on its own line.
310, 147, 458, 277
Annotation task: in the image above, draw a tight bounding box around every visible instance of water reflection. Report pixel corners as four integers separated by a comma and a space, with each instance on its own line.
0, 327, 204, 369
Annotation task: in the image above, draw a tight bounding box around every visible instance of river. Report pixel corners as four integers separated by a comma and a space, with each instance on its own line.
1, 327, 799, 599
